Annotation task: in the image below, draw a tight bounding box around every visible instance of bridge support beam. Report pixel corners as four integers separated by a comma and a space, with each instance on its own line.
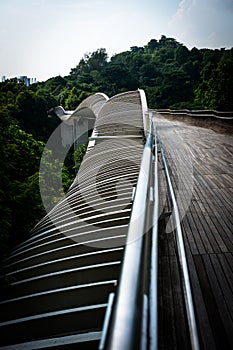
60, 117, 90, 149
73, 118, 89, 149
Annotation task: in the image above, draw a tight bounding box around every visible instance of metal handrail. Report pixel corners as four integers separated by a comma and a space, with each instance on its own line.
150, 124, 159, 350
104, 124, 153, 350
99, 293, 115, 350
160, 141, 200, 350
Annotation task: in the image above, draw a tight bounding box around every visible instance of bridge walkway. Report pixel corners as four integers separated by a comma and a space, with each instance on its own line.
154, 112, 233, 350
0, 91, 232, 349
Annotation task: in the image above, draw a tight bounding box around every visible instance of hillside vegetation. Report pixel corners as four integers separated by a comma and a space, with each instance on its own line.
39, 35, 233, 112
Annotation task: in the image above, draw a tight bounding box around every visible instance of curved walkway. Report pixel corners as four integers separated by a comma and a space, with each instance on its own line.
154, 112, 233, 350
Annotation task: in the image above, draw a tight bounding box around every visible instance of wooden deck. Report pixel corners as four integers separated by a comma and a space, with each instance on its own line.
154, 113, 233, 350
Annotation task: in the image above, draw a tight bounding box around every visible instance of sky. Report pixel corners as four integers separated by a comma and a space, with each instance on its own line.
0, 0, 233, 82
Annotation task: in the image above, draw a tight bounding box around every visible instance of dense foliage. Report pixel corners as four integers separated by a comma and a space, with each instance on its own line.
0, 35, 232, 264
0, 108, 45, 261
0, 82, 72, 264
34, 35, 232, 111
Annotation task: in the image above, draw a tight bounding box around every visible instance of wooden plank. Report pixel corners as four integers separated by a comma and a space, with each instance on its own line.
202, 254, 233, 348
224, 253, 233, 274
209, 254, 233, 311
169, 255, 190, 349
192, 198, 220, 253
181, 217, 199, 255
160, 256, 177, 349
191, 199, 227, 253
194, 255, 230, 349
185, 249, 217, 350
192, 186, 233, 252
158, 253, 165, 350
167, 170, 207, 255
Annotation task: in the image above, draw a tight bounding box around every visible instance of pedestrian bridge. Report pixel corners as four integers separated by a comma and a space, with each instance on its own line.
0, 90, 232, 350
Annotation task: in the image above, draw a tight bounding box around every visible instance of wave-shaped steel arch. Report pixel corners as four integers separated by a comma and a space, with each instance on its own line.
53, 92, 109, 123
52, 92, 109, 148
53, 90, 147, 149
0, 89, 150, 349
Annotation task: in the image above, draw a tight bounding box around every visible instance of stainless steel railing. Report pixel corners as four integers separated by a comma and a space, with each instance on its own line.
100, 121, 199, 350
149, 124, 159, 350
102, 122, 154, 350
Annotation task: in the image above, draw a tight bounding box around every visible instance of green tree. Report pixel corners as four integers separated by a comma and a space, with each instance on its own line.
139, 63, 160, 86
144, 39, 159, 53
73, 144, 88, 171
44, 75, 67, 95
103, 63, 138, 94
87, 48, 108, 71
195, 49, 233, 110
157, 69, 193, 108
65, 87, 91, 109
175, 45, 190, 65
212, 50, 233, 110
0, 111, 45, 263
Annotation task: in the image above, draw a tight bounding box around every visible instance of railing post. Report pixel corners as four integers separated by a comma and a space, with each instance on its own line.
150, 125, 159, 350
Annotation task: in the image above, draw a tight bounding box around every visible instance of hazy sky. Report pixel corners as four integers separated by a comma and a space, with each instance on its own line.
0, 0, 233, 82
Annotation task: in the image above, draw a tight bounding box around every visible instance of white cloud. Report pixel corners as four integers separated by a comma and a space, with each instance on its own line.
173, 0, 196, 19
168, 0, 233, 48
